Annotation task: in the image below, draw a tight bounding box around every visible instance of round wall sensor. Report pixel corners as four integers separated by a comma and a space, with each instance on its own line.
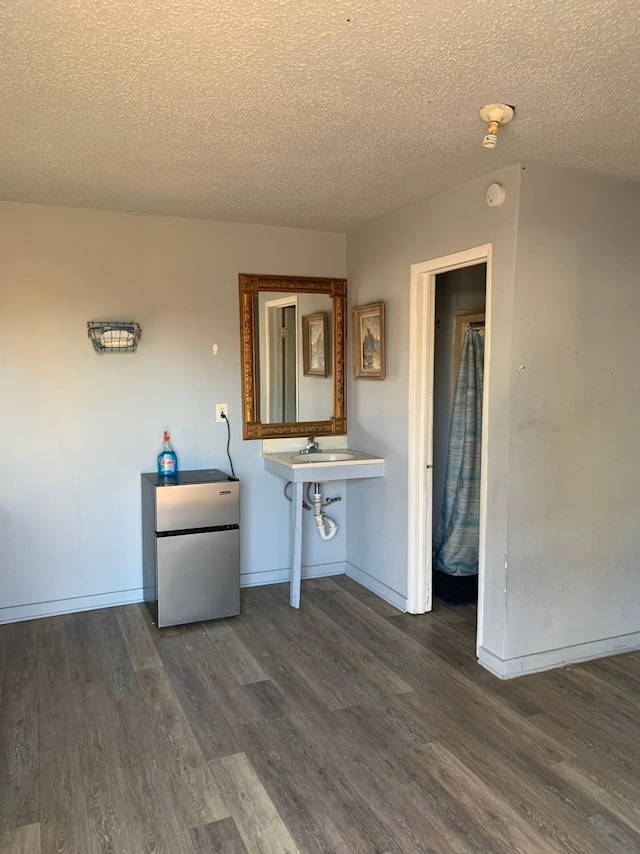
486, 183, 506, 207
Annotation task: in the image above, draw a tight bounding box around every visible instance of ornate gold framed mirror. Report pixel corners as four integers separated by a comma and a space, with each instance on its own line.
239, 273, 347, 440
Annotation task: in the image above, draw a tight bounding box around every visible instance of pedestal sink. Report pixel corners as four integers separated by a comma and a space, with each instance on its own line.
263, 447, 384, 484
263, 447, 385, 607
287, 451, 357, 463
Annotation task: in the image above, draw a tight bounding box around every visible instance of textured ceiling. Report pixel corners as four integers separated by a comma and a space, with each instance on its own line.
1, 0, 639, 231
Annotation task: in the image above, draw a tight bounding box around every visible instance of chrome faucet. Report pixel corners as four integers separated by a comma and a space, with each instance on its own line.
300, 436, 320, 455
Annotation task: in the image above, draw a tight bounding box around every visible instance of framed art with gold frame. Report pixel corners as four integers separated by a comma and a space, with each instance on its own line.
352, 301, 385, 380
302, 312, 328, 377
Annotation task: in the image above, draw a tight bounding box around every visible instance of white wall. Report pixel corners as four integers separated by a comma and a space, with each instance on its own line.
0, 202, 346, 622
347, 161, 640, 677
500, 164, 640, 672
346, 165, 521, 648
433, 265, 486, 529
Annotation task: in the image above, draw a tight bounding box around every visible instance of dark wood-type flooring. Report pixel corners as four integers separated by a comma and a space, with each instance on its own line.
2, 576, 640, 853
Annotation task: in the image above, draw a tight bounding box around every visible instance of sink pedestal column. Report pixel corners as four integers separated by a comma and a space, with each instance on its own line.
262, 449, 385, 608
290, 482, 304, 608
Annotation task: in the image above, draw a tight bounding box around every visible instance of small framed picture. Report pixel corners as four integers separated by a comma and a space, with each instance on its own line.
352, 302, 385, 380
302, 312, 329, 377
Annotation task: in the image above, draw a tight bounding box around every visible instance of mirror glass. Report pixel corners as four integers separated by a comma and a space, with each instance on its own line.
239, 274, 347, 440
257, 291, 333, 424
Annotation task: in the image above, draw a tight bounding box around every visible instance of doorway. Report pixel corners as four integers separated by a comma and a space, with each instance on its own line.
263, 297, 298, 423
406, 244, 492, 655
432, 265, 486, 606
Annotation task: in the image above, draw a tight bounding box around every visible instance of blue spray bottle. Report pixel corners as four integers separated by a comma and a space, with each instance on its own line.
157, 431, 178, 478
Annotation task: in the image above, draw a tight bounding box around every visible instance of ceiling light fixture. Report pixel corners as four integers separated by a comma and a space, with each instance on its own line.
480, 103, 515, 149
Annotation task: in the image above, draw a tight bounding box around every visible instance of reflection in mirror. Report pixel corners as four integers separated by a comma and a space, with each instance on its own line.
239, 274, 347, 440
257, 292, 333, 424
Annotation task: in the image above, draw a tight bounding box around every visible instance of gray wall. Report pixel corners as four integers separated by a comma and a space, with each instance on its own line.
346, 164, 522, 655
0, 202, 346, 622
347, 161, 640, 674
433, 265, 486, 530
504, 163, 640, 662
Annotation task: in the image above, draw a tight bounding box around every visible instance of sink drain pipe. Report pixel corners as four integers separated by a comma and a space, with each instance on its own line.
312, 482, 339, 541
283, 481, 340, 541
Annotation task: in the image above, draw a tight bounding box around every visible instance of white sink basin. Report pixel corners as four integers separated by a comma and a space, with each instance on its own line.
263, 447, 384, 483
287, 452, 358, 463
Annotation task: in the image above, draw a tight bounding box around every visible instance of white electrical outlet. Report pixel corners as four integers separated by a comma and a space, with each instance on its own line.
216, 403, 228, 423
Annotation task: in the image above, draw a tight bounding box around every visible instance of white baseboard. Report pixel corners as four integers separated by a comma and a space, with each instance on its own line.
1, 560, 398, 623
478, 630, 640, 679
0, 588, 145, 625
241, 561, 346, 589
344, 561, 407, 612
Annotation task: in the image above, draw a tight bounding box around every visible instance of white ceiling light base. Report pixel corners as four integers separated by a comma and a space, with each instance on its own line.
480, 104, 515, 149
486, 182, 506, 207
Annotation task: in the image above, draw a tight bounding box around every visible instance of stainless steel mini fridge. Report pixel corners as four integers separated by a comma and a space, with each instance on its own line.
141, 469, 240, 627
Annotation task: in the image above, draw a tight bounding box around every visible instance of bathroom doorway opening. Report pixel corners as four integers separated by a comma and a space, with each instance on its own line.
264, 297, 298, 423
407, 244, 491, 656
432, 264, 486, 608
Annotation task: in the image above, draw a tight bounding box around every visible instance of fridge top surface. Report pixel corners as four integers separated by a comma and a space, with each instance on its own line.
141, 468, 237, 487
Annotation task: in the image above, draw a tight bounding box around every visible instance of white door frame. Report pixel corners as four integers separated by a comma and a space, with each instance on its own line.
264, 295, 299, 423
407, 244, 492, 634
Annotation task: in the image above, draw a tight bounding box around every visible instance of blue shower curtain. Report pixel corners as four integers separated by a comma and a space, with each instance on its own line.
434, 327, 485, 576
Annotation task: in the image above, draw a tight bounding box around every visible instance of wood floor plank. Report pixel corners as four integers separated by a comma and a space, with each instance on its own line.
580, 654, 640, 697
399, 654, 572, 769
554, 759, 640, 836
0, 621, 39, 832
417, 742, 566, 854
304, 587, 409, 671
178, 626, 284, 729
2, 619, 38, 674
390, 611, 481, 670
314, 705, 490, 854
541, 666, 640, 736
73, 681, 139, 854
39, 746, 91, 854
190, 817, 250, 854
116, 604, 162, 672
209, 752, 301, 854
331, 588, 410, 642
390, 611, 544, 718
203, 621, 268, 685
135, 665, 206, 769
0, 822, 41, 854
64, 611, 102, 685
423, 715, 607, 854
91, 609, 137, 703
232, 608, 357, 713
236, 710, 402, 854
333, 693, 436, 752
588, 812, 640, 854
2, 579, 640, 853
108, 681, 200, 854
166, 764, 230, 832
296, 600, 414, 698
38, 617, 74, 753
526, 691, 640, 782
331, 575, 402, 616
430, 600, 473, 625
156, 634, 240, 760
135, 666, 230, 829
0, 626, 7, 710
